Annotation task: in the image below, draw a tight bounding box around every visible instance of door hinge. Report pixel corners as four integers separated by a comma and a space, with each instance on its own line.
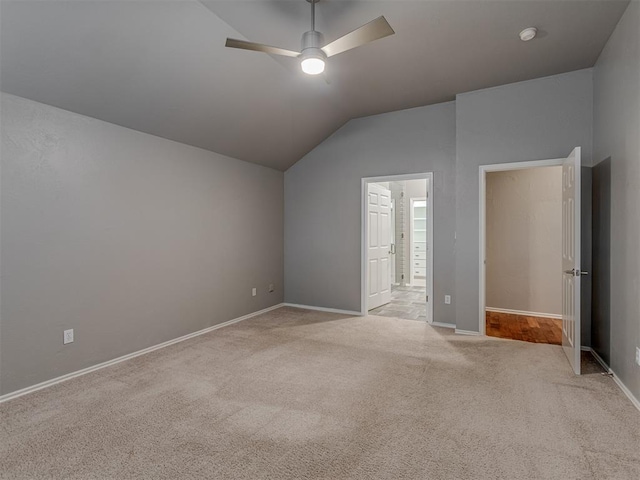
401, 274, 404, 280
426, 295, 429, 302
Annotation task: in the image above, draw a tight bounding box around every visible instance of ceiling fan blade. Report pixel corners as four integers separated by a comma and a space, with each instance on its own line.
225, 38, 300, 58
321, 16, 394, 58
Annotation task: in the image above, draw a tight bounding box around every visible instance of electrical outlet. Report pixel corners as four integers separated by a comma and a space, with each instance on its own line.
636, 347, 640, 367
444, 295, 451, 305
268, 284, 274, 293
252, 288, 257, 297
63, 329, 74, 345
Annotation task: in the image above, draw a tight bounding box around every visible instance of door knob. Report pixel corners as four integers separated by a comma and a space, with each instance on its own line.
564, 269, 589, 276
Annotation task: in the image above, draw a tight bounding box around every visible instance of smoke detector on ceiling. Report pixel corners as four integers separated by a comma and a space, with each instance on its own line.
519, 27, 538, 42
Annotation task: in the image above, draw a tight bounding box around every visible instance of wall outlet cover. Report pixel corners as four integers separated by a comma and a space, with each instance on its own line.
445, 295, 451, 305
636, 347, 640, 366
252, 288, 257, 297
63, 329, 74, 345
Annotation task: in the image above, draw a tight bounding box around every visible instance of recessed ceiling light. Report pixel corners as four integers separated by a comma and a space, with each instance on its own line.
519, 27, 538, 42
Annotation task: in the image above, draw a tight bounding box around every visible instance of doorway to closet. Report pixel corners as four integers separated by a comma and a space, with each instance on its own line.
483, 165, 563, 344
361, 173, 433, 323
479, 148, 584, 375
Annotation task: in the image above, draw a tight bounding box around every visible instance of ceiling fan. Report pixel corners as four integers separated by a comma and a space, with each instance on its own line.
225, 0, 395, 75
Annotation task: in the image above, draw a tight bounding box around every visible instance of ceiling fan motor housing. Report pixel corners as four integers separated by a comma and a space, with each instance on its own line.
301, 30, 326, 61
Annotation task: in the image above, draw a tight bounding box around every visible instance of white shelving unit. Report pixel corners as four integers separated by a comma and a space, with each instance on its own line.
410, 198, 427, 287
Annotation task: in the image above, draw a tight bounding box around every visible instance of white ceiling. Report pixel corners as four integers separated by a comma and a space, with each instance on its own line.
0, 0, 629, 171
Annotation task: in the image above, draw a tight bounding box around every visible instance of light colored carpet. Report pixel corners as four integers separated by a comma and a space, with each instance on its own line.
1, 307, 638, 479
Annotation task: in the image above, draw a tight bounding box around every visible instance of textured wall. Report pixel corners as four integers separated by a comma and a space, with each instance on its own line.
593, 0, 640, 400
0, 93, 284, 395
486, 167, 562, 315
284, 102, 456, 324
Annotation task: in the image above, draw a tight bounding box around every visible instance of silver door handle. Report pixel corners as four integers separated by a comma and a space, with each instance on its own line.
564, 269, 589, 276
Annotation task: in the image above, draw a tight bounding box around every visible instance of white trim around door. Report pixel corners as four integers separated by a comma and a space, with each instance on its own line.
361, 172, 434, 323
478, 158, 564, 335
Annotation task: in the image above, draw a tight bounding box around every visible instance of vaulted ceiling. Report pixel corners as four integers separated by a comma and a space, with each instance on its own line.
0, 1, 629, 171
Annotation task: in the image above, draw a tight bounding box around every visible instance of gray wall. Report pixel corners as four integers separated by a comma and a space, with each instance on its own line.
0, 93, 284, 395
486, 167, 562, 315
591, 158, 611, 366
455, 69, 594, 333
593, 1, 640, 399
284, 102, 457, 324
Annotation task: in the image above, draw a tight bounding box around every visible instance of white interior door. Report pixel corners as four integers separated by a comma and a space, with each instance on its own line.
367, 183, 392, 310
562, 147, 581, 375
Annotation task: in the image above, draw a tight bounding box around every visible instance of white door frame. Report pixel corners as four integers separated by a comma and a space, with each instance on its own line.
478, 158, 564, 335
361, 172, 434, 323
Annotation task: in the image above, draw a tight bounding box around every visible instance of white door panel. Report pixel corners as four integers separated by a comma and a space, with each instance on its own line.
380, 213, 390, 247
369, 212, 378, 247
562, 147, 581, 375
369, 260, 379, 296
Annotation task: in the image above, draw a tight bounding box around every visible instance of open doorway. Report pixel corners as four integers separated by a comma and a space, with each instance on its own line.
480, 150, 584, 375
483, 165, 563, 344
361, 173, 433, 323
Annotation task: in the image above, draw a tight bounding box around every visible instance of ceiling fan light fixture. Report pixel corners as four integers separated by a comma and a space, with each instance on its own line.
300, 49, 326, 75
301, 57, 325, 75
225, 1, 395, 77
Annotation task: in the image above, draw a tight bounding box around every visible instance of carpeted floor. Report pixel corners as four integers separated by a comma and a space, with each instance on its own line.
1, 307, 639, 479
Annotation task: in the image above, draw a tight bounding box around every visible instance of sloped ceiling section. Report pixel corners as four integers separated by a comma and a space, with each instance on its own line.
0, 0, 629, 171
0, 0, 347, 171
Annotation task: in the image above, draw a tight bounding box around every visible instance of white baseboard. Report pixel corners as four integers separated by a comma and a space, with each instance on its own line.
282, 303, 362, 316
582, 347, 640, 412
0, 303, 285, 404
485, 307, 562, 320
455, 329, 480, 336
431, 321, 456, 329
